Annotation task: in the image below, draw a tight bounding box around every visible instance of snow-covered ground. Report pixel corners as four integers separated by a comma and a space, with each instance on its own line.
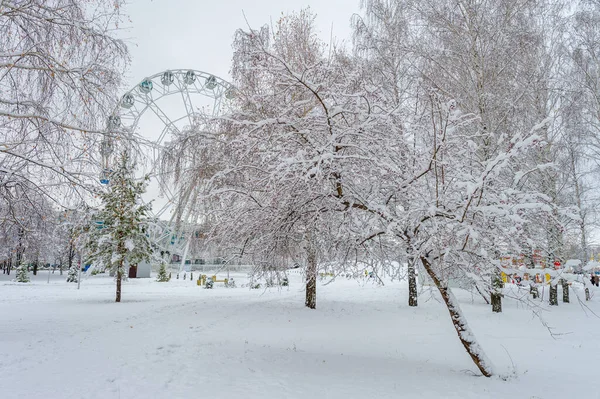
1, 270, 599, 399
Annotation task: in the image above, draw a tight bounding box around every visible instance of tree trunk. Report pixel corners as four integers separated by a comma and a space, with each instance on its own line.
408, 257, 418, 307
421, 257, 494, 377
491, 270, 503, 313
561, 279, 569, 303
305, 246, 317, 309
530, 284, 538, 299
116, 261, 123, 303
491, 293, 502, 313
549, 284, 558, 306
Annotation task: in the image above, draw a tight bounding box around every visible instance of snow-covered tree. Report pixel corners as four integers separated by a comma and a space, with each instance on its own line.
156, 262, 169, 282
156, 3, 579, 379
216, 11, 399, 309
84, 151, 153, 302
15, 259, 29, 283
0, 0, 129, 214
66, 265, 78, 283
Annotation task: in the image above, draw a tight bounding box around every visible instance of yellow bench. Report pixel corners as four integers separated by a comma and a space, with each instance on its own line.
501, 271, 553, 284
197, 274, 229, 286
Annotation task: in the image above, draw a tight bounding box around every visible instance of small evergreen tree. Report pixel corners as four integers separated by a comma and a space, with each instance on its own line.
85, 151, 153, 302
156, 262, 169, 282
15, 260, 30, 283
66, 265, 78, 283
226, 277, 236, 288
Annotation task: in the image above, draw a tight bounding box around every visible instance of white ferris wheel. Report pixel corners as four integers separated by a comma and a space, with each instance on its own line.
99, 69, 234, 260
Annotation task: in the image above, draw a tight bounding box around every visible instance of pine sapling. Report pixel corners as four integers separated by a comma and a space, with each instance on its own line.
66, 265, 78, 283
83, 151, 153, 302
16, 260, 30, 283
156, 262, 169, 282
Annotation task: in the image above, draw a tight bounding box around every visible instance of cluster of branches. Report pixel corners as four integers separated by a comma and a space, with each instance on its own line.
0, 0, 130, 275
0, 0, 129, 233
159, 2, 600, 376
0, 185, 89, 276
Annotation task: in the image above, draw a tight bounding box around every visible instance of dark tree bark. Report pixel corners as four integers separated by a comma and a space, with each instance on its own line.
305, 246, 317, 309
408, 257, 418, 307
491, 270, 503, 313
491, 293, 502, 313
549, 284, 558, 306
561, 279, 569, 303
116, 268, 122, 303
421, 257, 494, 377
530, 284, 539, 299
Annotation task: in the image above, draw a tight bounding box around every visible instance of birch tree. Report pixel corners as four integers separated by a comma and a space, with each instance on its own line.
0, 0, 129, 215
169, 5, 572, 378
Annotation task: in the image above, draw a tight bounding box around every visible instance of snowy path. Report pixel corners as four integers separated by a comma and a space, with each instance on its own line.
1, 273, 600, 398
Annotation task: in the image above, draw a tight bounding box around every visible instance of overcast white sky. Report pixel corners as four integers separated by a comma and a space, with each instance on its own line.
123, 0, 360, 87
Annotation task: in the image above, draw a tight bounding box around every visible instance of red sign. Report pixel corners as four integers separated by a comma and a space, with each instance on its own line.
553, 260, 561, 270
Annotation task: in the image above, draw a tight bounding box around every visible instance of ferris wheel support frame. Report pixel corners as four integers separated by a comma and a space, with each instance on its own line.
100, 68, 233, 266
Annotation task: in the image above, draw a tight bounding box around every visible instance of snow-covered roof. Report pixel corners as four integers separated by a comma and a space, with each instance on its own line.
584, 261, 600, 271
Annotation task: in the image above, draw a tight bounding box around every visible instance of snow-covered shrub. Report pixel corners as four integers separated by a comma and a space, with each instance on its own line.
15, 261, 30, 283
66, 266, 78, 283
156, 263, 169, 282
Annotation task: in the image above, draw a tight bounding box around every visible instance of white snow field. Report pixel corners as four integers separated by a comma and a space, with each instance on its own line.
1, 271, 599, 399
